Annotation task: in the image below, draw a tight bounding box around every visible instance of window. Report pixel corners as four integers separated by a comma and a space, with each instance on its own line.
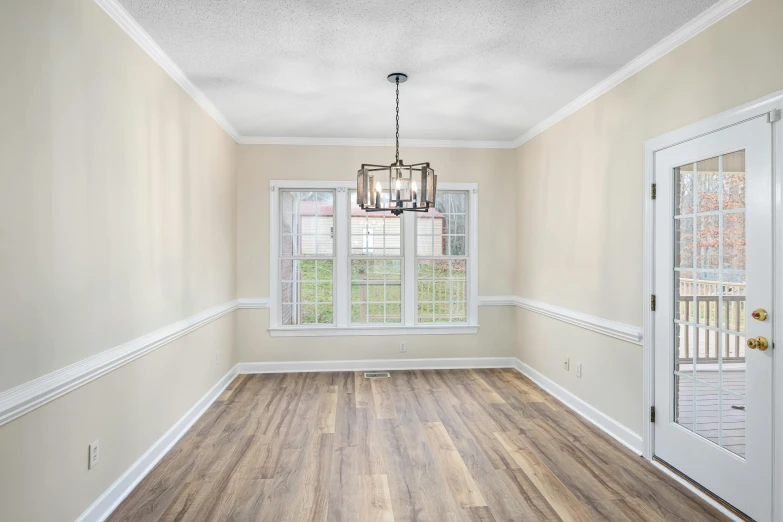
279, 190, 334, 325
269, 181, 477, 336
416, 192, 469, 322
350, 191, 403, 324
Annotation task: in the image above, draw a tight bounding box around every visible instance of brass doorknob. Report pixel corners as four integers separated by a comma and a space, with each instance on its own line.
747, 336, 769, 351
751, 309, 768, 321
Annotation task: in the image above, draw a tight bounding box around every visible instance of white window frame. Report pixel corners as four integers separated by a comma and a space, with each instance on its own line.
269, 180, 479, 336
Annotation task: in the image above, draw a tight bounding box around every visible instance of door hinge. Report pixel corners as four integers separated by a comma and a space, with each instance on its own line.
650, 406, 656, 423
650, 183, 657, 200
650, 295, 656, 311
768, 110, 781, 123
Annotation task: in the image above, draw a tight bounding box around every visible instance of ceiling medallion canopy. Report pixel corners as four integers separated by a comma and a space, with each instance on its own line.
356, 73, 437, 216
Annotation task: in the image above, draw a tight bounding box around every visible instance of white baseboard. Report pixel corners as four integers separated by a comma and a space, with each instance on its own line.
237, 357, 515, 374
77, 357, 646, 522
75, 365, 239, 522
512, 359, 644, 455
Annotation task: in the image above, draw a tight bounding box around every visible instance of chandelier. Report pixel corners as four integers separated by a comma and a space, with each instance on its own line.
356, 73, 437, 216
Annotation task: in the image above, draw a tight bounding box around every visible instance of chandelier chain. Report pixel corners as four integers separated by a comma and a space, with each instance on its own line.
395, 77, 400, 163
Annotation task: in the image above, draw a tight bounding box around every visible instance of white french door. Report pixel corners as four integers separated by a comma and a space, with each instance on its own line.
653, 116, 773, 521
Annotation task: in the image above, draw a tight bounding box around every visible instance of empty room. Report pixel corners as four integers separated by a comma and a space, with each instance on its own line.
2, 0, 782, 520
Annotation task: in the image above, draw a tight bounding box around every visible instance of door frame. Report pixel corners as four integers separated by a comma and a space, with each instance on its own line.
643, 90, 783, 521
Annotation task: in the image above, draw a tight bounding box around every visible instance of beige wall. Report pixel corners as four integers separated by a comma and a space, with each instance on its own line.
0, 0, 237, 520
4, 0, 781, 518
514, 0, 783, 434
237, 145, 517, 360
0, 315, 236, 522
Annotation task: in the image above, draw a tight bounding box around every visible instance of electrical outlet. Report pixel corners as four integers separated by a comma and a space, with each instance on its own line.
215, 350, 220, 366
399, 342, 407, 353
88, 440, 100, 470
576, 363, 582, 378
563, 357, 570, 371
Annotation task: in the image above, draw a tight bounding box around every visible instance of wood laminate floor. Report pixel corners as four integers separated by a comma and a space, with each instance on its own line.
108, 369, 728, 522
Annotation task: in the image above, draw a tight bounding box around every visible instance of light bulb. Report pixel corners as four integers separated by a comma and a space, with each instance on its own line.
411, 180, 417, 192
376, 181, 382, 192
396, 179, 401, 190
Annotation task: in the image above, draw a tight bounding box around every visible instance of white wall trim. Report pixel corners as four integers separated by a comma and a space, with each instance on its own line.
478, 295, 520, 307
92, 0, 240, 142
0, 300, 239, 427
249, 293, 643, 342
237, 357, 514, 374
774, 91, 783, 522
514, 296, 643, 345
75, 365, 239, 522
237, 297, 270, 309
238, 136, 515, 149
510, 0, 751, 148
95, 0, 749, 151
513, 359, 644, 455
267, 325, 479, 337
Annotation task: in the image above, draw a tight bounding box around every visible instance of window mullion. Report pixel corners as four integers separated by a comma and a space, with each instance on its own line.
403, 211, 416, 326
335, 188, 349, 327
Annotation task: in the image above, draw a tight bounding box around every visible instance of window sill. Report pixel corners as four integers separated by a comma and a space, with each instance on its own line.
267, 324, 479, 337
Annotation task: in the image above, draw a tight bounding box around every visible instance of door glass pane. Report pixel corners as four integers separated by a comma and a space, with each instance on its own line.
721, 390, 745, 458
696, 157, 721, 212
696, 216, 719, 268
672, 152, 746, 457
674, 218, 694, 268
694, 381, 720, 446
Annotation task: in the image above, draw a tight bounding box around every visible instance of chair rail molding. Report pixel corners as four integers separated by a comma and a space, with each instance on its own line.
0, 300, 239, 427
477, 295, 519, 306
237, 297, 270, 309
242, 295, 642, 343
513, 297, 643, 345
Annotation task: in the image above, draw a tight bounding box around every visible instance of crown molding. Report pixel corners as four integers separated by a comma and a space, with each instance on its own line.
236, 136, 516, 149
510, 0, 751, 148
93, 0, 241, 142
0, 300, 238, 427
95, 0, 748, 150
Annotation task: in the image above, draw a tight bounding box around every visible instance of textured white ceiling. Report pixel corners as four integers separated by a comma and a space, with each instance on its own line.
118, 0, 718, 141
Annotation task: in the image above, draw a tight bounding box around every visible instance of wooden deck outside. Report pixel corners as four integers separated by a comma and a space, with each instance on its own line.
676, 368, 746, 457
674, 277, 747, 458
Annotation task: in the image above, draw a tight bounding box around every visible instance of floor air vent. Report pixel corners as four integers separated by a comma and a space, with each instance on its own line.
364, 372, 391, 379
